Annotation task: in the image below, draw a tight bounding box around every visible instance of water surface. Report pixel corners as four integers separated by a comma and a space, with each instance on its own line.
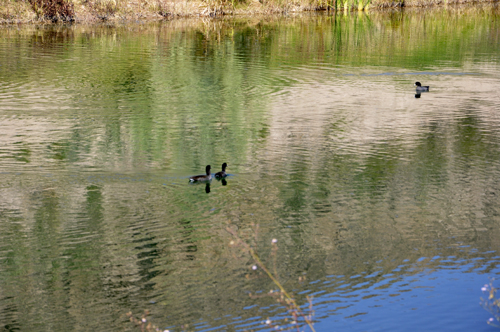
1, 7, 500, 331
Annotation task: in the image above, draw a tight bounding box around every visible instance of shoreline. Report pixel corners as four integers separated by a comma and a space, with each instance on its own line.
0, 0, 498, 24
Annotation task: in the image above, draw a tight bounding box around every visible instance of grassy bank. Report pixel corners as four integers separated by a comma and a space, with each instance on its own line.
0, 0, 497, 23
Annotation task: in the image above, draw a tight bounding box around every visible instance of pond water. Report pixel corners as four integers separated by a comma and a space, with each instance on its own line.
1, 6, 500, 331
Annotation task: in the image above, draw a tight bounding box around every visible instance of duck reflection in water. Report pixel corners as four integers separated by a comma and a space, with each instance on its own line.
199, 177, 225, 193
188, 179, 211, 193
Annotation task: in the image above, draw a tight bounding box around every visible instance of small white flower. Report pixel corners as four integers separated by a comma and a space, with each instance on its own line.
265, 319, 271, 325
489, 318, 495, 322
142, 318, 146, 323
252, 265, 257, 270
272, 238, 277, 244
482, 287, 488, 292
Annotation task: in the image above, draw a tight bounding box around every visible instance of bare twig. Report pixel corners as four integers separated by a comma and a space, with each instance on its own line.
227, 226, 316, 332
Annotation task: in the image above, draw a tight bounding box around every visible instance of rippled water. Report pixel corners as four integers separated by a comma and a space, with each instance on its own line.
1, 7, 500, 331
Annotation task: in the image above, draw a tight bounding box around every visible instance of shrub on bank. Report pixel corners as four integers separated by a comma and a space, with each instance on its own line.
29, 0, 74, 21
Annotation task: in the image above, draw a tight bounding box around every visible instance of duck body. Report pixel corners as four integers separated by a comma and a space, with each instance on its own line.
415, 82, 429, 92
215, 162, 228, 179
189, 165, 212, 182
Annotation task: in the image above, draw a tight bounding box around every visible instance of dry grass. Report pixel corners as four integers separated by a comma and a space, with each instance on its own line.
73, 0, 205, 21
0, 0, 498, 23
0, 0, 36, 22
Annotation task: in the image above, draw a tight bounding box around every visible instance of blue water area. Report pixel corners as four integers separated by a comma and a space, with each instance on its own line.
315, 268, 498, 331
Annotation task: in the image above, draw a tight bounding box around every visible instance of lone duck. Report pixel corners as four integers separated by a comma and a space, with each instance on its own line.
215, 162, 228, 179
189, 165, 212, 182
415, 82, 429, 92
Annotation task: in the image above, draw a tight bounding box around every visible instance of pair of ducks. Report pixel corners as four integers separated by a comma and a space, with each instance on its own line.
189, 163, 227, 182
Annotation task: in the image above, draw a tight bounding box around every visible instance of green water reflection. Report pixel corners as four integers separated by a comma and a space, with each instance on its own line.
1, 6, 500, 331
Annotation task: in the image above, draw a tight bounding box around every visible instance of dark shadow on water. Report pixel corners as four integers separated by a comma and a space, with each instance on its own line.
215, 176, 228, 186
188, 179, 212, 193
415, 91, 430, 98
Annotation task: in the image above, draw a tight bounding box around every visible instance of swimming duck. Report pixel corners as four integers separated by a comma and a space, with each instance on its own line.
189, 165, 212, 182
415, 82, 429, 92
215, 162, 227, 179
